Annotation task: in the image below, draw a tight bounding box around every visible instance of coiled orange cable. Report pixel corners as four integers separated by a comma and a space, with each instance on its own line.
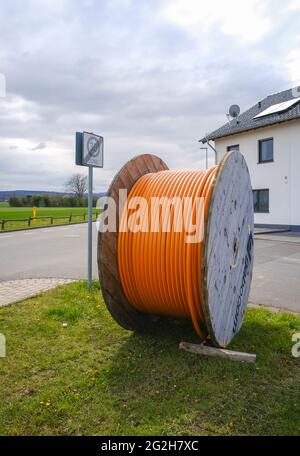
118, 166, 218, 339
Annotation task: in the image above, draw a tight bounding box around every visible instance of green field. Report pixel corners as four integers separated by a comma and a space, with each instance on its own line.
0, 281, 299, 436
0, 207, 100, 231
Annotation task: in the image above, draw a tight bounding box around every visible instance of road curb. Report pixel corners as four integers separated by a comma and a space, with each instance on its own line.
255, 234, 300, 245
248, 302, 300, 316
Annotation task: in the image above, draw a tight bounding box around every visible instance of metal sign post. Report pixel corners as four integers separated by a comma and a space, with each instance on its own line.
75, 131, 104, 290
88, 165, 93, 289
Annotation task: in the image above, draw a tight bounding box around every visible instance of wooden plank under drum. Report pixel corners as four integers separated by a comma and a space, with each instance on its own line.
179, 341, 256, 363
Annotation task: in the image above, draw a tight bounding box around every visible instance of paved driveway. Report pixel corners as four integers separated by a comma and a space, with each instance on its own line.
251, 233, 300, 313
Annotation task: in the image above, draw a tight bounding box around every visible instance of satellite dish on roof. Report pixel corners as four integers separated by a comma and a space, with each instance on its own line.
229, 104, 240, 118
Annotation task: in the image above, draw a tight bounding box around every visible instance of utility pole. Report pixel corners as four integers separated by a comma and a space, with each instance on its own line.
200, 146, 208, 169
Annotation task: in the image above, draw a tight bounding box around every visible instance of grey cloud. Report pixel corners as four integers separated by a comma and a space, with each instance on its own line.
0, 0, 299, 192
30, 142, 47, 151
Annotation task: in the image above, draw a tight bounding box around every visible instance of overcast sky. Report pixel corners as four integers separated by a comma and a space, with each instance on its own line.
0, 0, 299, 192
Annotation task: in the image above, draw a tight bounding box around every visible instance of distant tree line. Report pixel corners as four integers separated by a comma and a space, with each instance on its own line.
8, 194, 98, 208
9, 173, 99, 207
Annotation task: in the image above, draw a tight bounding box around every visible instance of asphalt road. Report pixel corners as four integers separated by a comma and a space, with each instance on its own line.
0, 225, 300, 313
0, 223, 99, 281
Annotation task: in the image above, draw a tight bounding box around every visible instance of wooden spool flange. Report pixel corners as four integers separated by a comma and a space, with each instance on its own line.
97, 154, 169, 331
201, 150, 254, 347
97, 151, 254, 347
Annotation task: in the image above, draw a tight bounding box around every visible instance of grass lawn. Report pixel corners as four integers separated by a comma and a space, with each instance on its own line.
0, 281, 299, 436
0, 207, 99, 231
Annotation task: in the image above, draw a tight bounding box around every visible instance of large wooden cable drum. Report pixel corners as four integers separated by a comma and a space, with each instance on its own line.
98, 151, 254, 347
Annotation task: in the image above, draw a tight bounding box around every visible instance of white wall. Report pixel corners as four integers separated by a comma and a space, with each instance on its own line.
214, 119, 300, 227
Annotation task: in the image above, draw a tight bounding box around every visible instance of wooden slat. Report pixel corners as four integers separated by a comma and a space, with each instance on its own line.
179, 341, 256, 363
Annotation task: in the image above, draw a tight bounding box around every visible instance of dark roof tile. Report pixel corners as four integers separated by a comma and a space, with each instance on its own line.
200, 88, 300, 143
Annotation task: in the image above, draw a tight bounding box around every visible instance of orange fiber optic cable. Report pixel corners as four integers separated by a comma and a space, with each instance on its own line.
118, 167, 217, 339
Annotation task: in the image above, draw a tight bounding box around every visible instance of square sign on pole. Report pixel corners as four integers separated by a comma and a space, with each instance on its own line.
75, 131, 104, 290
76, 131, 103, 168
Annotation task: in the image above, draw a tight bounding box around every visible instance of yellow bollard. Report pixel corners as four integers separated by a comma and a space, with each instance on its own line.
33, 206, 37, 225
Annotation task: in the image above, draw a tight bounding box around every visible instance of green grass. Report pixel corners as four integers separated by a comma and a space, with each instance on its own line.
0, 281, 299, 436
0, 207, 99, 231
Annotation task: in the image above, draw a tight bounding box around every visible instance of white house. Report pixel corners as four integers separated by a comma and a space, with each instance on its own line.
200, 88, 300, 231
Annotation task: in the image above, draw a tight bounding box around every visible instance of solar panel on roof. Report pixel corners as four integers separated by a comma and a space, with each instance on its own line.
254, 97, 300, 119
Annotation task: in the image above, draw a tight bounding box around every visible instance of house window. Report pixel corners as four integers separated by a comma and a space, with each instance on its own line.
258, 138, 273, 163
253, 189, 269, 213
227, 144, 240, 152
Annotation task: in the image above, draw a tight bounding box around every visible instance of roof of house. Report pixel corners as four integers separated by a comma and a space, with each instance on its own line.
200, 87, 300, 143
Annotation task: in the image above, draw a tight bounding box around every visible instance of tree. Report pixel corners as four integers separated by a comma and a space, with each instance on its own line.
65, 173, 87, 199
9, 196, 21, 207
43, 195, 50, 207
32, 195, 41, 207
